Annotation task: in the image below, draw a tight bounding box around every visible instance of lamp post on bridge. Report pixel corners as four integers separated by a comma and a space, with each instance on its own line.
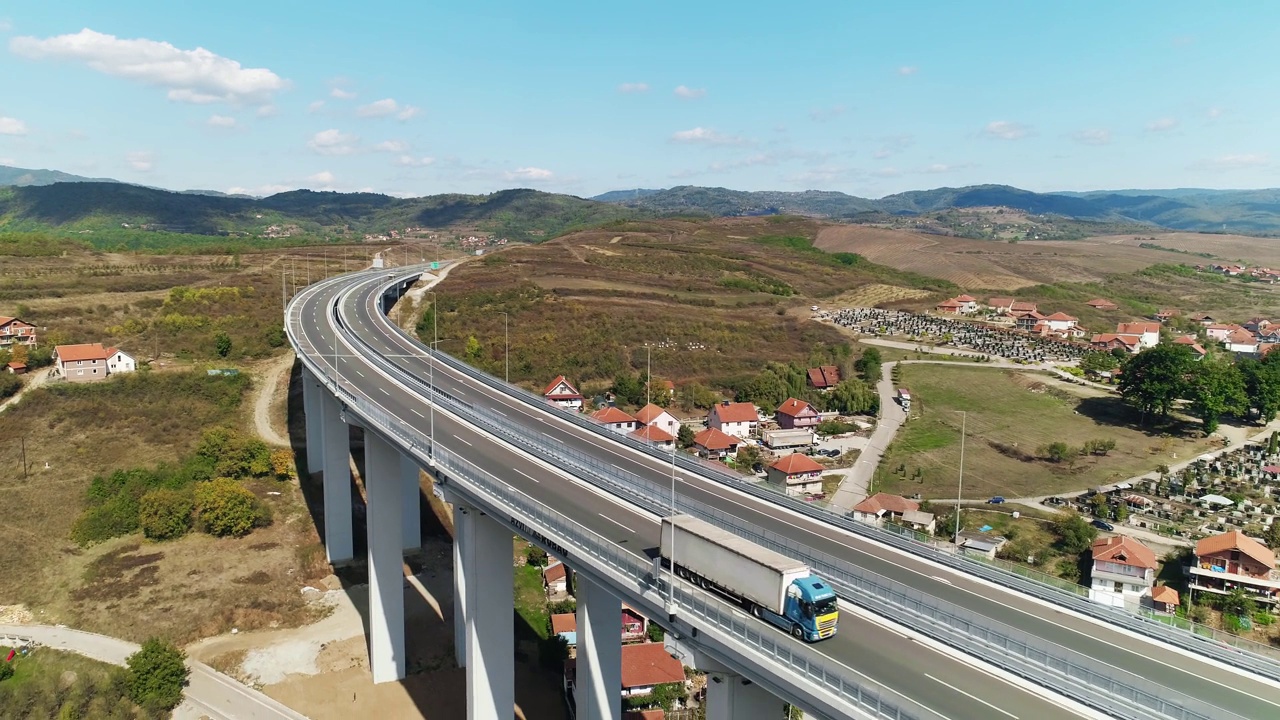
498, 311, 509, 384
427, 290, 439, 467
954, 410, 966, 545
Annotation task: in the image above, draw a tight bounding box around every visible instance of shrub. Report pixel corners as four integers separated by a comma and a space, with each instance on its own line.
125, 638, 188, 712
71, 494, 141, 546
0, 373, 21, 400
0, 660, 12, 682
194, 478, 268, 537
525, 545, 548, 567
269, 450, 295, 480
137, 488, 194, 541
1039, 441, 1075, 463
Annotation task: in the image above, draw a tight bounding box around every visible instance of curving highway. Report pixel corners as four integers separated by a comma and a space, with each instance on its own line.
294, 266, 1280, 720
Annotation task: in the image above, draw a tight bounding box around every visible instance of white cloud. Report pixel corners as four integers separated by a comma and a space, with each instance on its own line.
256, 104, 277, 118
674, 85, 706, 99
307, 128, 358, 155
618, 82, 649, 94
307, 100, 325, 114
330, 88, 356, 100
10, 28, 285, 106
897, 66, 918, 76
670, 127, 750, 146
1146, 117, 1178, 132
1071, 128, 1111, 146
396, 155, 436, 167
872, 167, 902, 178
127, 151, 153, 172
307, 170, 336, 185
207, 114, 236, 128
1207, 107, 1223, 120
809, 104, 847, 122
923, 163, 966, 174
1193, 153, 1270, 171
226, 183, 293, 197
374, 139, 409, 152
396, 106, 421, 121
504, 167, 553, 182
0, 116, 27, 135
357, 98, 399, 117
982, 120, 1030, 140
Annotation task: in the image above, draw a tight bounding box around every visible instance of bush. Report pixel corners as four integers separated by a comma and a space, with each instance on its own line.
71, 494, 141, 546
137, 488, 194, 541
1039, 441, 1075, 463
525, 545, 548, 567
125, 638, 188, 712
0, 660, 12, 682
194, 478, 268, 537
1082, 438, 1117, 456
0, 373, 21, 400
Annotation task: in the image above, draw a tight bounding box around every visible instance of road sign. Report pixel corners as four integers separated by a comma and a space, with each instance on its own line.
430, 261, 440, 270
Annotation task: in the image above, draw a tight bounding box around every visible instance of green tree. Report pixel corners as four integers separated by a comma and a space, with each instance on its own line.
464, 334, 483, 362
1089, 492, 1112, 519
677, 424, 695, 448
125, 637, 189, 712
678, 382, 718, 410
1187, 359, 1247, 433
1221, 588, 1258, 619
137, 488, 194, 541
0, 659, 12, 682
828, 379, 879, 415
1039, 441, 1074, 463
1114, 502, 1130, 523
195, 478, 269, 537
1053, 512, 1098, 554
1264, 519, 1280, 550
1240, 356, 1280, 423
1118, 343, 1194, 423
612, 372, 645, 406
854, 347, 882, 381
736, 444, 764, 472
213, 331, 232, 358
1080, 351, 1119, 374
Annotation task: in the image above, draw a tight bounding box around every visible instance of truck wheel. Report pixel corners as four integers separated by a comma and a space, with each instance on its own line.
792, 624, 804, 639
698, 576, 710, 590
751, 605, 763, 619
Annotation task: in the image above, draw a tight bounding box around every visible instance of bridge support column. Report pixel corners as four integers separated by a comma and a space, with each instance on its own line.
365, 431, 406, 683
706, 672, 786, 720
575, 577, 622, 720
452, 505, 469, 668
461, 509, 514, 719
320, 392, 353, 564
302, 368, 322, 474
401, 455, 421, 551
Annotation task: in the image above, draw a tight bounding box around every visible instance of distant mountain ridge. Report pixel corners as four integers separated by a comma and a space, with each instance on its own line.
592, 184, 1280, 234
0, 165, 122, 187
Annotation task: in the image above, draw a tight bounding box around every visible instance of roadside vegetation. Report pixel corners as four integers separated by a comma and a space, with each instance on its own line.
0, 645, 153, 719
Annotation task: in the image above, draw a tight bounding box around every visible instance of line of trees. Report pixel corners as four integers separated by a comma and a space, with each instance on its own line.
1118, 344, 1280, 432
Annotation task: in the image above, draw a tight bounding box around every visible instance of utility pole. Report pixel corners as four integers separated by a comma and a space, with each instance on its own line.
646, 345, 652, 406
21, 436, 28, 479
954, 410, 966, 545
281, 271, 287, 316
498, 311, 509, 383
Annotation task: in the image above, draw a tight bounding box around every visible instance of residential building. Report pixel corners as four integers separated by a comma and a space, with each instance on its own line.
774, 398, 819, 430
6, 361, 26, 375
707, 401, 758, 438
107, 348, 136, 374
0, 317, 36, 349
634, 403, 680, 437
550, 605, 648, 648
629, 424, 674, 450
1010, 301, 1038, 314
1204, 323, 1237, 342
1224, 328, 1260, 355
543, 375, 584, 410
935, 298, 963, 314
987, 297, 1016, 313
53, 343, 129, 383
1190, 313, 1216, 326
1014, 311, 1046, 331
1089, 535, 1157, 609
1155, 308, 1178, 322
1115, 322, 1161, 349
1043, 312, 1079, 332
1086, 298, 1119, 311
543, 560, 569, 596
1244, 317, 1274, 334
765, 453, 826, 496
957, 531, 1008, 559
852, 493, 935, 533
692, 427, 741, 460
551, 613, 578, 651
1090, 333, 1142, 354
563, 642, 685, 705
953, 294, 978, 313
1188, 530, 1280, 606
1149, 585, 1180, 614
807, 365, 841, 390
1173, 335, 1207, 360
591, 406, 640, 435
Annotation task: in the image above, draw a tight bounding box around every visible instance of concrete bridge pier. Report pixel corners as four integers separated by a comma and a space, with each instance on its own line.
575, 577, 622, 720
365, 431, 406, 683
457, 505, 515, 719
320, 391, 354, 564
401, 454, 421, 551
302, 367, 323, 474
705, 672, 786, 720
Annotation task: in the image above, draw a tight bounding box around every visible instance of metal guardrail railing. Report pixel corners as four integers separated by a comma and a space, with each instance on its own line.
394, 274, 1280, 680
287, 333, 922, 720
339, 278, 1240, 720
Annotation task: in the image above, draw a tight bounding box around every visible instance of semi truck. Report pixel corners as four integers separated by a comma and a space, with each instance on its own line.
660, 514, 839, 642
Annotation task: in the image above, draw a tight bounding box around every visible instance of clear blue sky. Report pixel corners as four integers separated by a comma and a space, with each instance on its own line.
1, 2, 1276, 198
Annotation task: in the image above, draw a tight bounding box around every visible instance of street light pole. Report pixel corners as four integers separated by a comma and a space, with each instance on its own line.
498, 311, 509, 383
646, 345, 652, 407
955, 410, 966, 544
427, 291, 438, 466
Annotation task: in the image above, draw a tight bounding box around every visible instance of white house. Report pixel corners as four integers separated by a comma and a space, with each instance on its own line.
1225, 328, 1260, 355
1204, 324, 1236, 342
1115, 322, 1161, 349
1043, 312, 1078, 332
953, 294, 979, 314
106, 348, 136, 374
634, 403, 680, 437
1089, 535, 1157, 609
589, 406, 639, 435
708, 401, 759, 439
542, 375, 584, 410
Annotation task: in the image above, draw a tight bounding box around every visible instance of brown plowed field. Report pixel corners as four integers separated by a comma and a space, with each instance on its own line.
1097, 232, 1280, 267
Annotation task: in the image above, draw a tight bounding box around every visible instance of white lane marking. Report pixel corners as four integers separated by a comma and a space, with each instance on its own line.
514, 468, 540, 484
930, 576, 954, 585
379, 387, 390, 396
411, 409, 425, 418
355, 370, 365, 377
926, 674, 1018, 719
598, 513, 634, 533
452, 434, 472, 446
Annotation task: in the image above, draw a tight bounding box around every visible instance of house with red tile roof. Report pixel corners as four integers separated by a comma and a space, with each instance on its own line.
708, 401, 758, 439
1089, 535, 1158, 608
765, 453, 825, 496
1149, 585, 1180, 614
1010, 301, 1038, 314
1043, 311, 1078, 332
543, 560, 569, 596
1113, 321, 1160, 348
692, 427, 741, 460
543, 375, 584, 410
935, 298, 963, 314
634, 403, 680, 437
1014, 310, 1046, 332
1172, 335, 1207, 360
629, 424, 675, 449
1090, 333, 1142, 354
774, 398, 819, 430
953, 294, 978, 313
563, 642, 685, 705
852, 493, 935, 533
1085, 298, 1119, 311
53, 343, 134, 383
1189, 530, 1279, 607
1224, 328, 1260, 355
1204, 323, 1239, 342
987, 297, 1016, 313
591, 406, 640, 435
807, 365, 841, 390
0, 316, 36, 349
6, 361, 26, 375
1154, 308, 1178, 322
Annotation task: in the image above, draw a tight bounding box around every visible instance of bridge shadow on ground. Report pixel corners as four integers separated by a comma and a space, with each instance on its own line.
286, 360, 568, 719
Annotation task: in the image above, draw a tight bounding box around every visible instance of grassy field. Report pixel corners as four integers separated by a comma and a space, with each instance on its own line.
0, 645, 146, 719
427, 217, 952, 390
873, 365, 1218, 500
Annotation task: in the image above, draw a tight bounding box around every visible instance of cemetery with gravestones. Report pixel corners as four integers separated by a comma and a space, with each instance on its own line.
833, 307, 1088, 363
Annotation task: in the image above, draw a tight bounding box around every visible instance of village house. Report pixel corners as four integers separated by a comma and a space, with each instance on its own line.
692, 427, 741, 460
1149, 585, 1180, 614
1188, 530, 1280, 607
953, 294, 978, 313
543, 375, 585, 410
1224, 328, 1260, 355
935, 298, 963, 315
0, 316, 37, 349
1086, 298, 1119, 311
1115, 322, 1161, 349
6, 361, 27, 375
1088, 535, 1158, 609
1155, 308, 1178, 323
1173, 335, 1207, 360
634, 403, 681, 437
563, 642, 685, 706
1014, 310, 1046, 332
807, 365, 841, 390
53, 343, 135, 383
708, 401, 759, 438
986, 297, 1016, 313
765, 453, 825, 496
629, 424, 675, 450
543, 559, 569, 597
1043, 312, 1079, 332
852, 493, 936, 534
1244, 318, 1274, 334
1189, 313, 1216, 326
591, 406, 640, 435
1090, 333, 1142, 354
956, 531, 1008, 559
1204, 323, 1239, 342
774, 398, 820, 430
550, 605, 649, 651
1009, 300, 1038, 315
